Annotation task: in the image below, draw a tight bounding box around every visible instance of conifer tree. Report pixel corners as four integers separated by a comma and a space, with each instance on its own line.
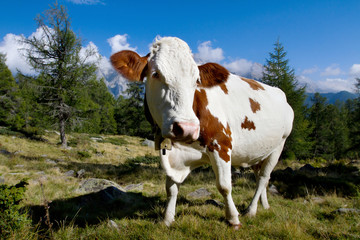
22, 3, 98, 147
262, 40, 311, 159
0, 53, 21, 128
114, 82, 152, 138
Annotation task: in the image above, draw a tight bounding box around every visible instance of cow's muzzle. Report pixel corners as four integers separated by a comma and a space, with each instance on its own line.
169, 121, 200, 142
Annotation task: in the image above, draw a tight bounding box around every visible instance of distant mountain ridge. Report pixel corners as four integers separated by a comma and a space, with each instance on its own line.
98, 68, 358, 105
305, 91, 357, 106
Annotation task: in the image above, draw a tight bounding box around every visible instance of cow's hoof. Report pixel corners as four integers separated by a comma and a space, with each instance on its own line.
242, 208, 256, 217
163, 219, 174, 227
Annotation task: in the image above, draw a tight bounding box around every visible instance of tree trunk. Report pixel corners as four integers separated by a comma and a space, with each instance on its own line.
59, 116, 67, 148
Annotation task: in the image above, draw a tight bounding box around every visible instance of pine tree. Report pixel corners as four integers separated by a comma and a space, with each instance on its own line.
347, 78, 360, 157
114, 82, 152, 138
262, 40, 311, 159
22, 3, 98, 147
0, 53, 21, 128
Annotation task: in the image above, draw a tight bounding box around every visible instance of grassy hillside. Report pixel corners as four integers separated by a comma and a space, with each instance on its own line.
0, 129, 359, 239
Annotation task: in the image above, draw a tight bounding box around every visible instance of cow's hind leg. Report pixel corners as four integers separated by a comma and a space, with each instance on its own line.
245, 141, 285, 217
252, 163, 270, 210
209, 152, 241, 228
164, 176, 180, 226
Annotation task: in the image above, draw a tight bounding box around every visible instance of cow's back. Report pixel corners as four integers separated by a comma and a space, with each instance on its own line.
199, 74, 294, 167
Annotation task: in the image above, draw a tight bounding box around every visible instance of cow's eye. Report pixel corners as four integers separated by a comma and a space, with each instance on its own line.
152, 71, 160, 79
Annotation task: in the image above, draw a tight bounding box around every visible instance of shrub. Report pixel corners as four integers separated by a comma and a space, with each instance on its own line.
77, 151, 92, 159
0, 179, 31, 238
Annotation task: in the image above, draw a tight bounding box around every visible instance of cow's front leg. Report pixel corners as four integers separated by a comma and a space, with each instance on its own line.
209, 152, 241, 228
164, 176, 180, 226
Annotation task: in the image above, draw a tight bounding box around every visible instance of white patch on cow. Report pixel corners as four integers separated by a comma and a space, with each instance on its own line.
145, 37, 200, 137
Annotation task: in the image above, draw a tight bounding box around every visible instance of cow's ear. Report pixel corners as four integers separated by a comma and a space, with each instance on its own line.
110, 50, 149, 81
198, 63, 230, 88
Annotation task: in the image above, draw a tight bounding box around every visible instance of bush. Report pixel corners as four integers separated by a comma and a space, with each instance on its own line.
77, 151, 92, 159
0, 179, 31, 238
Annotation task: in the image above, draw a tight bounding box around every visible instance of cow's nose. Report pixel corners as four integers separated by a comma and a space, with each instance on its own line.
172, 121, 200, 141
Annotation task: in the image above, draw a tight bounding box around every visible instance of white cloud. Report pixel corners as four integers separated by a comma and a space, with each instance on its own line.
321, 64, 341, 76
66, 0, 105, 5
194, 41, 224, 64
349, 64, 360, 77
107, 34, 136, 54
0, 33, 35, 75
301, 66, 318, 75
224, 59, 263, 79
297, 75, 356, 93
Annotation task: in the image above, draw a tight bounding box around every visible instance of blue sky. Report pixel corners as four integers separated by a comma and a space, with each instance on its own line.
1, 0, 360, 93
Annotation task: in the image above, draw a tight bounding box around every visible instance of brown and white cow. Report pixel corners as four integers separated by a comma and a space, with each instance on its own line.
111, 37, 294, 228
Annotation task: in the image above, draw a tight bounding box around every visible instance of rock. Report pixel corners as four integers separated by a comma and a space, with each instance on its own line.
334, 208, 360, 214
311, 197, 325, 204
64, 170, 75, 177
108, 220, 119, 230
75, 178, 126, 195
268, 184, 280, 195
36, 171, 46, 175
77, 169, 86, 178
142, 139, 155, 148
299, 164, 318, 173
0, 177, 4, 184
125, 183, 143, 192
75, 179, 129, 206
187, 188, 212, 199
46, 159, 57, 164
126, 148, 131, 152
205, 199, 224, 207
15, 164, 25, 168
90, 137, 103, 142
13, 150, 24, 155
0, 149, 11, 156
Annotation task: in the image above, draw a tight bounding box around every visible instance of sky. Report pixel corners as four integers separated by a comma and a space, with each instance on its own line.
0, 0, 360, 93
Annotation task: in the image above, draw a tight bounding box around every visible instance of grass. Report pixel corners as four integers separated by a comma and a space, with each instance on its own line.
0, 129, 359, 239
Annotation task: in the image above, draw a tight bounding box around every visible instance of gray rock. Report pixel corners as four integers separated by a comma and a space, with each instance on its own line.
126, 148, 131, 152
187, 188, 212, 199
15, 164, 25, 168
142, 139, 155, 148
77, 169, 86, 178
334, 208, 360, 214
205, 199, 224, 207
268, 184, 280, 195
41, 154, 48, 158
46, 159, 57, 164
36, 171, 46, 175
0, 149, 11, 156
75, 178, 129, 204
311, 197, 325, 204
125, 183, 143, 191
90, 137, 103, 142
75, 178, 126, 194
64, 170, 75, 177
108, 220, 119, 230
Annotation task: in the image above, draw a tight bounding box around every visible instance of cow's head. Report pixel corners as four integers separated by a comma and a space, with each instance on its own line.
111, 37, 228, 142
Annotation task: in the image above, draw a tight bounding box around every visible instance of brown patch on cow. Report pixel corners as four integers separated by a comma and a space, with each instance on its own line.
241, 77, 265, 91
220, 84, 229, 94
110, 50, 149, 81
241, 116, 256, 131
198, 63, 230, 94
249, 98, 261, 113
193, 89, 232, 162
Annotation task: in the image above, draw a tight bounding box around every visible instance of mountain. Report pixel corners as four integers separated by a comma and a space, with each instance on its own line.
305, 91, 357, 106
97, 66, 129, 98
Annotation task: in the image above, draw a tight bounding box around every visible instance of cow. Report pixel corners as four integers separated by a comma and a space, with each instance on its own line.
110, 37, 294, 228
